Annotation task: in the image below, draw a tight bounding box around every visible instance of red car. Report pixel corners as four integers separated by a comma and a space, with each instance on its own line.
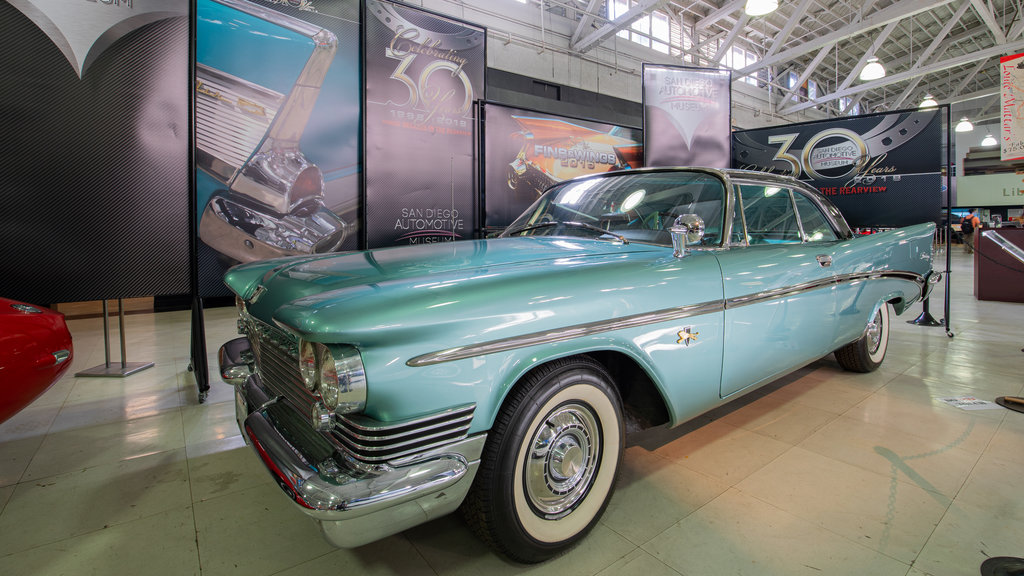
0, 298, 73, 424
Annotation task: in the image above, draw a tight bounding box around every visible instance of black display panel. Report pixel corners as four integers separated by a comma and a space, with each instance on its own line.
732, 109, 944, 228
0, 1, 191, 304
363, 0, 485, 247
482, 102, 643, 230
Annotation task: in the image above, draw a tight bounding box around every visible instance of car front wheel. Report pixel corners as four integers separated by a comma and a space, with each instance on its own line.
835, 303, 890, 372
461, 356, 623, 563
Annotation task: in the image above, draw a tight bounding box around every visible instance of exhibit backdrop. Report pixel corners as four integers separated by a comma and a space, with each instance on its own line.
482, 102, 643, 230
363, 0, 485, 248
1001, 52, 1024, 162
732, 109, 944, 228
195, 0, 360, 298
643, 64, 731, 168
0, 0, 191, 304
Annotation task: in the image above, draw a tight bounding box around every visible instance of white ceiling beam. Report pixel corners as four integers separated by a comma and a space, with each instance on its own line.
776, 45, 832, 112
969, 0, 1007, 44
953, 59, 989, 96
765, 0, 814, 58
713, 12, 750, 64
889, 0, 970, 108
737, 0, 959, 77
837, 21, 898, 93
570, 0, 603, 46
696, 0, 745, 31
1009, 9, 1024, 40
571, 0, 665, 53
778, 37, 1024, 115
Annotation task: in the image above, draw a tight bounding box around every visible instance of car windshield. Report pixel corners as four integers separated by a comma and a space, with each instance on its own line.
502, 171, 727, 247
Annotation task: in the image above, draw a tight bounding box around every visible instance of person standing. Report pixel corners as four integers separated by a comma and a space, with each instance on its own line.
961, 209, 981, 253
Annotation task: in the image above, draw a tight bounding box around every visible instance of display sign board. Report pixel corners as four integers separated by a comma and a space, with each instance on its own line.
482, 103, 643, 230
732, 109, 944, 228
363, 0, 485, 247
957, 173, 1024, 207
1001, 52, 1024, 162
642, 64, 731, 168
195, 0, 360, 297
0, 0, 190, 304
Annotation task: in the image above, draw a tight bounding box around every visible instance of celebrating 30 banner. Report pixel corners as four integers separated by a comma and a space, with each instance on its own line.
363, 0, 485, 247
732, 109, 943, 228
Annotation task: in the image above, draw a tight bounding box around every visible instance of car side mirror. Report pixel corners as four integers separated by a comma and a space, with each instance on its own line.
670, 214, 705, 258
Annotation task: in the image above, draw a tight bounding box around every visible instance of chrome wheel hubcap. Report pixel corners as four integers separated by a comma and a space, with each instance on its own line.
866, 309, 883, 354
525, 404, 600, 518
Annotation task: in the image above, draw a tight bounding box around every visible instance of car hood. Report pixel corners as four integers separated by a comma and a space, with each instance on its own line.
228, 237, 723, 350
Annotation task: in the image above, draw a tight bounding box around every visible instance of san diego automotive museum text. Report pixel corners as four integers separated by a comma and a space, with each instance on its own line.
395, 208, 464, 231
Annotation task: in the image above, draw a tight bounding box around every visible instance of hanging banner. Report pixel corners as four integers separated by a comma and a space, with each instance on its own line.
1001, 52, 1024, 162
0, 0, 190, 304
363, 0, 485, 247
732, 109, 943, 228
483, 103, 643, 230
642, 64, 731, 168
195, 0, 361, 297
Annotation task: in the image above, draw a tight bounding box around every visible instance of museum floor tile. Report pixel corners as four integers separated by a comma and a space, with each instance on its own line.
0, 249, 1021, 576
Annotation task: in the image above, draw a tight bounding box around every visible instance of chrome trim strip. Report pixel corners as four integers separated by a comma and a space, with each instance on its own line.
406, 270, 927, 367
407, 301, 727, 367
337, 404, 476, 435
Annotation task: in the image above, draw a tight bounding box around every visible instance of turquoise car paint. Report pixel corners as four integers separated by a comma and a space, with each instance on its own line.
197, 0, 313, 96
220, 167, 935, 551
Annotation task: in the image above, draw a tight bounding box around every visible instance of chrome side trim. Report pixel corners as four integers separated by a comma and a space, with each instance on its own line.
406, 301, 727, 367
406, 270, 927, 367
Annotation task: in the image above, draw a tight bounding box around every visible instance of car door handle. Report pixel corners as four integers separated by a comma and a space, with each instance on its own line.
816, 254, 832, 268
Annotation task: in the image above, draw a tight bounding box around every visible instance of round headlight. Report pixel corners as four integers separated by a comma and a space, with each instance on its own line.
299, 340, 318, 391
316, 344, 366, 414
318, 345, 340, 408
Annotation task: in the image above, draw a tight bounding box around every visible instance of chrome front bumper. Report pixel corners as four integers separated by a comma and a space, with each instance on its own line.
223, 343, 484, 548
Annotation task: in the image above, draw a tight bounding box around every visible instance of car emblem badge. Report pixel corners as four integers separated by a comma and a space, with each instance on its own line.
677, 327, 699, 346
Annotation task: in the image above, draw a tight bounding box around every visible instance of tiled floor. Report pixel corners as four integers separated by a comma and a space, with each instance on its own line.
1, 249, 1021, 576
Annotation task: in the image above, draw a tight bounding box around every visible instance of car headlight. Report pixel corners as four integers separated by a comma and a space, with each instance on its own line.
298, 340, 366, 415
299, 340, 317, 391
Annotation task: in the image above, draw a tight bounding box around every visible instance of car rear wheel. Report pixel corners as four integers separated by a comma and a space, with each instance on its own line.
461, 356, 623, 563
835, 303, 890, 372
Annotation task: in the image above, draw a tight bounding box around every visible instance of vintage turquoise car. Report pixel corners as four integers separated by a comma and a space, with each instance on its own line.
218, 167, 937, 562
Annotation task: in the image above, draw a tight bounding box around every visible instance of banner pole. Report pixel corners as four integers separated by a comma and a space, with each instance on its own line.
944, 105, 954, 338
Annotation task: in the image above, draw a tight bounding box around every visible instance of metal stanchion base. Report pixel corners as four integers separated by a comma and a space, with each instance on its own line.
907, 311, 944, 327
76, 362, 155, 378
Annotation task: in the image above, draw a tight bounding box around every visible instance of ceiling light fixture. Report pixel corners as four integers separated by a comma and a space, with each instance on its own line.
919, 94, 938, 108
955, 117, 974, 133
981, 134, 997, 146
859, 57, 886, 81
744, 0, 778, 17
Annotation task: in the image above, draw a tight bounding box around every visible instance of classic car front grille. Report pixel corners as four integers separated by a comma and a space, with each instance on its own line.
196, 64, 284, 181
244, 317, 317, 416
333, 404, 476, 463
243, 316, 476, 465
